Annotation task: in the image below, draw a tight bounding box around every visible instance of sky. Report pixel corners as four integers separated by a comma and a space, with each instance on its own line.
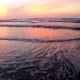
0, 0, 80, 19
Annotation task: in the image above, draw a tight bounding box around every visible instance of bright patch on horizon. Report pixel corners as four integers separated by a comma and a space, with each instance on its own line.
0, 5, 7, 17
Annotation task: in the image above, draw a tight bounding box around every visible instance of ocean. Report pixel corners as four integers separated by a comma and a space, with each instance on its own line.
0, 18, 80, 80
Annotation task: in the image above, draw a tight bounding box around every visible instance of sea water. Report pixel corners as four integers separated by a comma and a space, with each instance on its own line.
0, 18, 80, 80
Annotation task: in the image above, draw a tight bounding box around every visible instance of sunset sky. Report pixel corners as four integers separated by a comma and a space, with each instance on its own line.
0, 0, 80, 19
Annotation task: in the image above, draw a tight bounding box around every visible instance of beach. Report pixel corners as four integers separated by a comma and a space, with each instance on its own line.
0, 18, 80, 80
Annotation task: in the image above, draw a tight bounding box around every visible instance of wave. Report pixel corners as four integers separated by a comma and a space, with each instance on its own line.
0, 18, 80, 23
0, 24, 80, 30
0, 37, 80, 43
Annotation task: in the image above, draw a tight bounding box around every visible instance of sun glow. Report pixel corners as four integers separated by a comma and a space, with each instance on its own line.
0, 5, 7, 17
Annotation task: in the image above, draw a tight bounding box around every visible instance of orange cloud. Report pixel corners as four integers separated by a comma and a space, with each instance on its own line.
23, 2, 80, 18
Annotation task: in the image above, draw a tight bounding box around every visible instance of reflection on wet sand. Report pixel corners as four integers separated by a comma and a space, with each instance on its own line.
0, 40, 10, 55
0, 27, 9, 38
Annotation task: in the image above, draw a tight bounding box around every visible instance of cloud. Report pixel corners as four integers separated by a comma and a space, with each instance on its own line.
0, 0, 80, 18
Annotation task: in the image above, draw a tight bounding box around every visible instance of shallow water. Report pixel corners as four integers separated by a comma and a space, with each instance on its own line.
0, 27, 80, 40
0, 18, 80, 80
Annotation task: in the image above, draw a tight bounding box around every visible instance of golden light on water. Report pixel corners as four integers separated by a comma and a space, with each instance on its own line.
0, 27, 9, 38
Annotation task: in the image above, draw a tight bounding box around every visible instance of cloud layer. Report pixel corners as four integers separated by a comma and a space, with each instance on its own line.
0, 0, 80, 19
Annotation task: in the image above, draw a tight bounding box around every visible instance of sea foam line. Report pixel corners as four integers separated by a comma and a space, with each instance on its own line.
0, 25, 80, 30
0, 38, 80, 43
